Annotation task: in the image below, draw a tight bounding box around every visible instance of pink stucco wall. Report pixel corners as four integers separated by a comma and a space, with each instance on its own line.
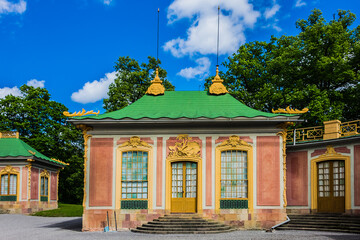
206, 137, 212, 206
257, 136, 280, 206
89, 138, 113, 207
287, 151, 308, 206
156, 137, 163, 207
355, 145, 360, 206
21, 167, 28, 200
31, 168, 39, 200
50, 172, 57, 200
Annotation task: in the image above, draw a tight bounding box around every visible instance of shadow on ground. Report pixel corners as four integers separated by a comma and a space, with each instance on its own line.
41, 218, 82, 232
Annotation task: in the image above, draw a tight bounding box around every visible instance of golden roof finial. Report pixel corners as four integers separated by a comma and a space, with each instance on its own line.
209, 65, 228, 95
145, 68, 165, 96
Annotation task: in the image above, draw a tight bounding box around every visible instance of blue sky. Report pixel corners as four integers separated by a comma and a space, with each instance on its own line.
0, 0, 359, 113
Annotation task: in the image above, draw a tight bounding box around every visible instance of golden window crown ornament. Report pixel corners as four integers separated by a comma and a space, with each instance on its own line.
0, 165, 19, 174
218, 135, 251, 148
145, 68, 165, 96
272, 106, 309, 114
63, 109, 100, 117
120, 136, 151, 148
209, 66, 229, 95
168, 134, 201, 159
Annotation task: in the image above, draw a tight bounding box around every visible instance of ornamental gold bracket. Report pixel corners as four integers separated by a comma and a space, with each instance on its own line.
63, 109, 100, 117
272, 106, 309, 114
209, 66, 229, 95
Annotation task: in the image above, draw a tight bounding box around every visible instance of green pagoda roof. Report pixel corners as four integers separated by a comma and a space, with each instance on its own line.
73, 91, 297, 121
0, 137, 68, 166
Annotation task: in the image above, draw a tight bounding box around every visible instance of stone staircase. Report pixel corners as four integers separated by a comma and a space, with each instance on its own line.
131, 214, 235, 234
276, 214, 360, 234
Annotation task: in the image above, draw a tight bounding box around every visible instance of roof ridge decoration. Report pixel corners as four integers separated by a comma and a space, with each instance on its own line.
145, 68, 165, 96
51, 158, 70, 166
272, 106, 309, 114
209, 66, 229, 95
0, 131, 19, 139
63, 109, 100, 117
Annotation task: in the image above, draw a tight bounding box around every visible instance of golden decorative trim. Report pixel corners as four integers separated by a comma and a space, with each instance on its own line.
218, 135, 251, 148
120, 136, 151, 149
272, 106, 309, 114
215, 136, 253, 211
168, 135, 201, 159
51, 158, 69, 166
40, 169, 50, 178
28, 150, 36, 155
63, 109, 100, 117
145, 68, 165, 96
277, 122, 293, 208
310, 146, 351, 211
26, 159, 34, 162
57, 170, 60, 201
25, 164, 32, 201
0, 165, 19, 175
77, 124, 93, 208
0, 131, 19, 138
209, 66, 229, 95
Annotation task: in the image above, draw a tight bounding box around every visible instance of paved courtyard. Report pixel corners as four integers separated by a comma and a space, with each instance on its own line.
0, 214, 359, 240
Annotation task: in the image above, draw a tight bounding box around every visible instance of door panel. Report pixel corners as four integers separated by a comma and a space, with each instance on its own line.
171, 162, 197, 213
317, 160, 345, 213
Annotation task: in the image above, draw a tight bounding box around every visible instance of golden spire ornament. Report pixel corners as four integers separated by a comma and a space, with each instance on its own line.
209, 66, 228, 95
145, 68, 165, 95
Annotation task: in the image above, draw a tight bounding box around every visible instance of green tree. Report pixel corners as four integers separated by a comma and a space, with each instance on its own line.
206, 9, 360, 126
0, 85, 84, 204
103, 56, 175, 112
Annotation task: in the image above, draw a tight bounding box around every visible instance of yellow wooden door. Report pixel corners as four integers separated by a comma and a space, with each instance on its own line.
171, 162, 197, 213
317, 160, 345, 213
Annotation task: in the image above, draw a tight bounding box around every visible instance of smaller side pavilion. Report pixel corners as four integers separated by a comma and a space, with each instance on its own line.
0, 131, 68, 214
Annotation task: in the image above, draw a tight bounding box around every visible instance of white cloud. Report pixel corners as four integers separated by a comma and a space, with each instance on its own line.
295, 0, 306, 8
0, 87, 22, 98
164, 0, 260, 57
103, 0, 112, 5
177, 57, 211, 80
0, 0, 26, 14
0, 79, 45, 99
27, 79, 45, 88
264, 4, 280, 19
71, 71, 117, 104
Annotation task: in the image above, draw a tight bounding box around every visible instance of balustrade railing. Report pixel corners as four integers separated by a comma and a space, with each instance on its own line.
286, 126, 324, 143
340, 120, 360, 137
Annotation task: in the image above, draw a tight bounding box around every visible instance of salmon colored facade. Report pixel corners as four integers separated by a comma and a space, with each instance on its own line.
0, 132, 67, 214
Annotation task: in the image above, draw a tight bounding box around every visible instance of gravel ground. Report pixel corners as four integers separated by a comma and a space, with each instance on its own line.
0, 214, 359, 240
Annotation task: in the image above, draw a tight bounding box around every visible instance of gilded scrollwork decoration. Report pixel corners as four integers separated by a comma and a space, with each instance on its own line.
145, 68, 165, 96
120, 136, 151, 149
218, 135, 251, 148
168, 134, 201, 159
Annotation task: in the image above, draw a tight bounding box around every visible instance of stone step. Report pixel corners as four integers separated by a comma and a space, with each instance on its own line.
131, 214, 234, 234
280, 223, 360, 229
284, 221, 360, 227
277, 226, 360, 234
131, 228, 235, 234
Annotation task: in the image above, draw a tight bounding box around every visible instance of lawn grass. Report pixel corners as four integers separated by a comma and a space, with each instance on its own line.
32, 203, 83, 217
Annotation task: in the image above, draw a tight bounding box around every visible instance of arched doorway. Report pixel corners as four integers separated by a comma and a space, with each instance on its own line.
317, 160, 345, 213
171, 161, 197, 213
311, 146, 351, 213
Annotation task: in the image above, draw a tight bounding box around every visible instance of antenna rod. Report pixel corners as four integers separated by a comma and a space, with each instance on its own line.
217, 5, 220, 66
157, 8, 160, 68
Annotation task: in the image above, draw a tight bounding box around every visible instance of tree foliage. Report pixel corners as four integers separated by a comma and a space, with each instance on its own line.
206, 9, 360, 126
0, 85, 84, 204
103, 56, 175, 112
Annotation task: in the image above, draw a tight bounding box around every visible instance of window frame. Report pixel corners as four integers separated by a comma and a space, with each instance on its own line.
215, 136, 253, 210
39, 170, 50, 202
0, 166, 19, 201
115, 137, 153, 210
